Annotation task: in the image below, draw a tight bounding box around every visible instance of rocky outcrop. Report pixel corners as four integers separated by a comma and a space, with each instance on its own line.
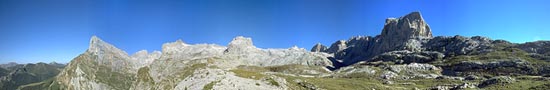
54, 36, 137, 90
224, 36, 259, 54
369, 11, 432, 55
223, 36, 332, 67
380, 12, 432, 39
310, 43, 328, 52
478, 76, 516, 88
87, 36, 136, 72
131, 50, 161, 69
517, 41, 550, 55
385, 63, 441, 79
326, 40, 347, 54
370, 50, 444, 64
313, 12, 506, 68
424, 36, 494, 56
443, 59, 535, 76
317, 12, 435, 66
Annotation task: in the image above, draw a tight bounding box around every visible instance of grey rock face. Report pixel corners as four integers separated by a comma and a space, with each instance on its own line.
88, 36, 130, 58
380, 12, 432, 39
371, 11, 432, 54
222, 36, 332, 67
224, 36, 258, 54
326, 40, 347, 54
335, 36, 372, 62
321, 12, 435, 66
517, 41, 550, 55
424, 36, 494, 56
317, 12, 524, 69
334, 65, 377, 78
55, 36, 139, 90
310, 43, 328, 52
386, 63, 441, 79
430, 83, 477, 90
464, 75, 481, 80
446, 59, 535, 75
131, 50, 161, 69
478, 76, 515, 88
370, 50, 444, 64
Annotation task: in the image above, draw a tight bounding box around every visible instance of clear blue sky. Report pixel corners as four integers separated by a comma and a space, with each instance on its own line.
1, 0, 549, 64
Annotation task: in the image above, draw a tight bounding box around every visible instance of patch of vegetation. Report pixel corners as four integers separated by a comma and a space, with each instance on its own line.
229, 63, 549, 90
178, 63, 208, 79
265, 64, 329, 75
95, 66, 135, 90
135, 66, 155, 89
17, 78, 54, 90
280, 75, 392, 90
434, 47, 550, 76
156, 60, 208, 90
441, 48, 531, 65
481, 76, 550, 90
16, 77, 65, 90
529, 83, 550, 90
230, 66, 266, 80
266, 78, 279, 86
202, 81, 218, 90
47, 80, 64, 90
137, 67, 152, 82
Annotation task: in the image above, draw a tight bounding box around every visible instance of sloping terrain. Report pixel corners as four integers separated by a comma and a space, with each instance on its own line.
0, 62, 65, 90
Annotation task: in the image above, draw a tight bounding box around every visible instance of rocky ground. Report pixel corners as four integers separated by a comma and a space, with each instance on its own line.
4, 12, 550, 90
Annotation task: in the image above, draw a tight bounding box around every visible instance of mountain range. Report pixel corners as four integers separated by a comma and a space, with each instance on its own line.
2, 12, 550, 90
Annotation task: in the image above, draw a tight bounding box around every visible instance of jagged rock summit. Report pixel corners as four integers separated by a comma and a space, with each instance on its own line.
381, 11, 432, 38
317, 12, 435, 66
88, 36, 129, 57
311, 43, 328, 52
369, 11, 433, 59
224, 36, 258, 54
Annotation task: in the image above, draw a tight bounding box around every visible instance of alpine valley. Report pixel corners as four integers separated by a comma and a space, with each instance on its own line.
3, 12, 550, 90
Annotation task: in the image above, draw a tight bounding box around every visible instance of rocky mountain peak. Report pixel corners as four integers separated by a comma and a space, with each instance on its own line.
327, 40, 347, 53
311, 43, 328, 52
381, 11, 432, 39
225, 36, 258, 54
131, 50, 161, 68
162, 39, 189, 53
88, 35, 104, 50
228, 36, 255, 48
87, 36, 128, 56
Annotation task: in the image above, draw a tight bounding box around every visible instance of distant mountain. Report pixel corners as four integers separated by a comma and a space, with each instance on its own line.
0, 62, 65, 90
15, 12, 550, 90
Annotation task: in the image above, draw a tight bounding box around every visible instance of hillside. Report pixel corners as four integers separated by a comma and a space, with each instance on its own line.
0, 62, 65, 90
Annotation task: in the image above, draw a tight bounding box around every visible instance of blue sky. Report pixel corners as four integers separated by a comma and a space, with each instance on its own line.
1, 0, 549, 63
